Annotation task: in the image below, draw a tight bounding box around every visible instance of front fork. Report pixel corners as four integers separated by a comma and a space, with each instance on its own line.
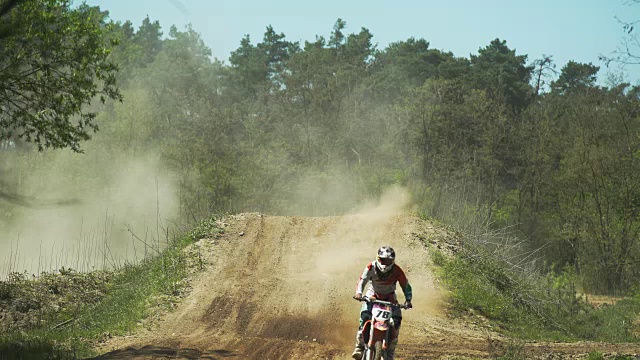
367, 321, 398, 356
382, 323, 399, 351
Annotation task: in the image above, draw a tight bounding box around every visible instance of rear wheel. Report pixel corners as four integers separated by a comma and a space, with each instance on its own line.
373, 341, 383, 360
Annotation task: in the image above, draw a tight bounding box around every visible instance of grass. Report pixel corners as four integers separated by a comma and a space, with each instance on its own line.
587, 352, 639, 360
0, 216, 220, 360
426, 235, 640, 344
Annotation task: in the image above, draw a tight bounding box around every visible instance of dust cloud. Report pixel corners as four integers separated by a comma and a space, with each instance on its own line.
0, 151, 179, 279
281, 169, 364, 216
282, 185, 444, 346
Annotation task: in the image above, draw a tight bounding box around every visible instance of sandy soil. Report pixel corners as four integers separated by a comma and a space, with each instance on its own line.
90, 194, 640, 359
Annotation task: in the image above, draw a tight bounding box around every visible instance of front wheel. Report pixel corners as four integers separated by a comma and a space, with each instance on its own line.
373, 340, 384, 360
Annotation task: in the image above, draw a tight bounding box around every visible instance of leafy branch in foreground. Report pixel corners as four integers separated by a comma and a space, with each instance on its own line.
0, 0, 122, 152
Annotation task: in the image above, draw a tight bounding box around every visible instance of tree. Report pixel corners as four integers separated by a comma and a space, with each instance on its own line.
108, 17, 164, 79
0, 0, 121, 152
551, 61, 599, 95
531, 55, 557, 95
229, 26, 298, 99
257, 25, 298, 89
555, 85, 640, 293
107, 20, 142, 78
468, 39, 533, 111
133, 16, 163, 66
369, 37, 468, 103
0, 0, 21, 38
328, 18, 346, 49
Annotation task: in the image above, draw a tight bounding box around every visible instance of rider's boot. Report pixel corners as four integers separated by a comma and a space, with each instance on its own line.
351, 330, 364, 359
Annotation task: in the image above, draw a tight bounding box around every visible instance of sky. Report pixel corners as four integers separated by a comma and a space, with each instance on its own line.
85, 0, 640, 84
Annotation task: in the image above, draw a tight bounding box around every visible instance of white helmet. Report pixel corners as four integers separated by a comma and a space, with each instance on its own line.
375, 246, 396, 274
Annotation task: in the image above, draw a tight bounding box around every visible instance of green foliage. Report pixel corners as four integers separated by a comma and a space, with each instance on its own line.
551, 61, 599, 94
0, 333, 73, 360
467, 38, 533, 110
429, 248, 447, 267
549, 86, 640, 294
0, 0, 122, 151
587, 351, 605, 360
373, 37, 463, 95
587, 352, 638, 360
432, 232, 640, 342
439, 248, 522, 323
0, 269, 112, 331
187, 216, 222, 241
494, 340, 527, 360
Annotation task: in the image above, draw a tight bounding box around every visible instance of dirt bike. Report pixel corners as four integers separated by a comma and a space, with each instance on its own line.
356, 297, 409, 360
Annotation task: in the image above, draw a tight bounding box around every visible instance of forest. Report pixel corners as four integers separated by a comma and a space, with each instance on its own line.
1, 0, 639, 296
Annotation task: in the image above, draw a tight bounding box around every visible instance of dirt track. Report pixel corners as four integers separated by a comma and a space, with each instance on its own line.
93, 200, 640, 359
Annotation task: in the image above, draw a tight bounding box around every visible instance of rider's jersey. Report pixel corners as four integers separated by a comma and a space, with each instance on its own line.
355, 261, 413, 302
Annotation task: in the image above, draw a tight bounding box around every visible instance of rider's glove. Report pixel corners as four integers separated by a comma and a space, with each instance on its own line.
404, 300, 413, 309
354, 293, 363, 300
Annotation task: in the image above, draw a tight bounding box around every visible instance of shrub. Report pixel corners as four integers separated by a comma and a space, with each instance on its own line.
429, 232, 640, 342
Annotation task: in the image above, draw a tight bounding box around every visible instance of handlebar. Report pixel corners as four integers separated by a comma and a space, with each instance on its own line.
354, 296, 410, 309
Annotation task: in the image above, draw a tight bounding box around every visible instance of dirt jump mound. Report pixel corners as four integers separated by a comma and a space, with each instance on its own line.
93, 190, 499, 359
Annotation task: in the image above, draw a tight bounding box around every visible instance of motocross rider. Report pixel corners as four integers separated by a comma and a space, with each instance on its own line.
352, 245, 413, 360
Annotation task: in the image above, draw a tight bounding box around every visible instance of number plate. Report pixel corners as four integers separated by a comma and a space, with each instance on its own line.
372, 303, 391, 321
